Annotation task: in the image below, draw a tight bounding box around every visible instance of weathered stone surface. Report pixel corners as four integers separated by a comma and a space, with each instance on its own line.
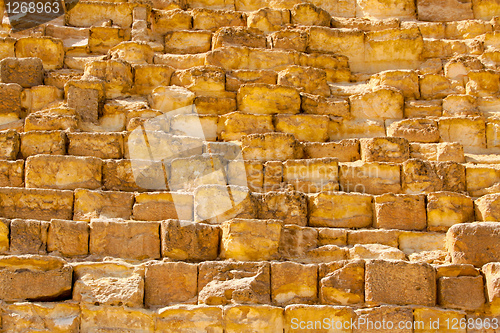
89, 219, 160, 260
349, 87, 404, 120
80, 304, 154, 332
165, 30, 212, 54
438, 275, 485, 311
67, 2, 133, 28
483, 263, 500, 315
192, 8, 245, 31
67, 132, 123, 159
309, 192, 372, 228
398, 231, 445, 255
387, 118, 440, 143
410, 142, 464, 163
319, 260, 365, 305
66, 87, 100, 124
466, 165, 500, 197
242, 133, 298, 161
413, 308, 467, 333
417, 0, 473, 21
360, 137, 409, 163
10, 219, 48, 255
439, 117, 486, 153
339, 161, 401, 194
466, 70, 500, 97
402, 158, 442, 194
47, 219, 89, 257
20, 130, 66, 158
475, 193, 500, 222
73, 189, 133, 222
152, 9, 192, 34
284, 305, 355, 333
349, 244, 406, 260
25, 155, 102, 190
282, 158, 338, 193
271, 262, 317, 306
374, 194, 427, 230
365, 260, 436, 306
0, 255, 72, 302
15, 37, 64, 70
370, 69, 420, 99
84, 59, 133, 99
133, 192, 194, 221
145, 261, 197, 307
279, 225, 318, 261
354, 306, 413, 333
0, 83, 22, 116
427, 192, 473, 232
446, 222, 500, 266
348, 229, 401, 247
256, 190, 307, 226
278, 65, 330, 97
237, 83, 301, 114
0, 57, 43, 87
89, 26, 125, 54
156, 305, 223, 332
149, 85, 195, 113
198, 261, 270, 305
225, 305, 284, 333
275, 114, 330, 142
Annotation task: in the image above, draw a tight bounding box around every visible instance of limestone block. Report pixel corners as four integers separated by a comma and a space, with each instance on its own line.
277, 65, 330, 97
435, 263, 480, 278
89, 219, 160, 260
360, 137, 409, 163
133, 64, 174, 95
302, 140, 359, 162
88, 27, 125, 54
0, 255, 72, 301
219, 112, 273, 141
444, 55, 484, 84
305, 245, 348, 264
256, 190, 307, 226
301, 94, 349, 118
413, 308, 467, 333
0, 187, 73, 221
398, 231, 445, 255
339, 161, 401, 195
445, 19, 492, 39
331, 118, 386, 141
275, 114, 329, 142
416, 0, 473, 21
0, 160, 23, 187
144, 261, 197, 307
402, 158, 442, 194
466, 165, 500, 197
387, 119, 439, 143
164, 30, 212, 54
133, 192, 193, 221
404, 99, 442, 118
438, 117, 486, 153
80, 304, 154, 332
152, 9, 193, 34
268, 29, 308, 52
419, 74, 457, 100
161, 219, 219, 260
365, 260, 436, 306
198, 261, 270, 305
271, 262, 317, 306
220, 218, 282, 261
247, 8, 290, 34
355, 306, 413, 333
348, 229, 401, 247
446, 222, 500, 266
47, 219, 89, 257
196, 95, 236, 115
103, 159, 165, 192
0, 57, 43, 88
226, 69, 277, 91
170, 65, 225, 93
84, 59, 133, 98
186, 0, 234, 9
370, 70, 419, 99
0, 37, 15, 60
318, 228, 347, 246
67, 2, 133, 28
473, 0, 500, 19
318, 260, 364, 305
263, 161, 283, 191
290, 3, 330, 26
213, 27, 265, 49
10, 219, 48, 254
192, 8, 245, 31
2, 302, 80, 333
156, 305, 223, 332
374, 194, 427, 230
486, 118, 500, 148
422, 38, 470, 60
67, 132, 123, 159
284, 305, 355, 333
475, 193, 500, 222
225, 305, 284, 333
154, 53, 206, 69
237, 83, 300, 115
309, 192, 372, 228
356, 0, 416, 19
350, 244, 405, 260
169, 154, 226, 191
15, 37, 64, 70
299, 52, 351, 83
483, 263, 500, 315
149, 86, 196, 114
73, 189, 133, 222
73, 262, 144, 307
108, 41, 153, 65
242, 133, 298, 161
466, 70, 500, 97
0, 130, 19, 160
438, 275, 485, 311
278, 225, 318, 260
410, 143, 465, 163
349, 87, 404, 120
282, 158, 338, 193
427, 192, 473, 232
0, 217, 9, 253
0, 83, 22, 116
65, 78, 105, 123
332, 16, 400, 30
28, 85, 63, 112
25, 155, 102, 190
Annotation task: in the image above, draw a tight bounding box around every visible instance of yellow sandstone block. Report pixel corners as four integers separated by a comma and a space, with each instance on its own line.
349, 87, 404, 120
67, 2, 133, 28
89, 27, 125, 54
74, 189, 134, 222
237, 83, 301, 114
225, 305, 284, 333
339, 161, 401, 194
156, 305, 223, 332
275, 114, 330, 142
438, 117, 486, 153
165, 30, 212, 54
428, 192, 473, 231
283, 158, 339, 193
80, 304, 154, 332
219, 112, 274, 141
15, 37, 64, 70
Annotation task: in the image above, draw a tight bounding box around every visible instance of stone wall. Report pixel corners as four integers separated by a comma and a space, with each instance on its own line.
0, 0, 499, 331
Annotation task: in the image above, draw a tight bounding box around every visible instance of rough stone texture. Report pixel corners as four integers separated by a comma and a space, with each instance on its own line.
67, 132, 123, 159
427, 192, 474, 232
47, 219, 89, 257
0, 57, 44, 87
354, 306, 413, 333
20, 130, 66, 158
271, 262, 317, 306
319, 260, 365, 305
360, 137, 409, 163
374, 194, 427, 230
256, 190, 307, 226
80, 304, 154, 332
438, 276, 485, 311
237, 83, 301, 114
413, 308, 467, 333
284, 305, 355, 333
73, 189, 134, 222
225, 305, 284, 333
339, 161, 401, 195
482, 263, 500, 315
156, 305, 223, 332
134, 192, 194, 221
10, 219, 48, 255
0, 83, 22, 116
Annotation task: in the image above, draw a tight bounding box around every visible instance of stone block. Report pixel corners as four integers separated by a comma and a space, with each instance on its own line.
473, 0, 500, 19
427, 192, 473, 232
349, 244, 406, 260
219, 112, 273, 141
301, 94, 349, 117
0, 83, 22, 116
305, 245, 348, 264
291, 3, 330, 26
25, 155, 102, 190
247, 8, 290, 34
47, 219, 89, 257
66, 85, 100, 124
133, 192, 194, 221
73, 189, 133, 222
404, 99, 442, 118
171, 66, 226, 94
483, 263, 500, 315
302, 140, 359, 162
299, 52, 351, 83
398, 231, 445, 255
73, 262, 144, 307
486, 118, 500, 149
409, 142, 464, 163
192, 8, 245, 31
225, 305, 284, 333
88, 26, 125, 54
80, 305, 154, 332
84, 59, 133, 99
226, 69, 277, 91
339, 161, 401, 195
149, 85, 195, 113
227, 159, 264, 192
89, 219, 160, 260
318, 228, 347, 246
475, 193, 500, 222
10, 219, 48, 255
237, 83, 300, 115
309, 192, 372, 228
356, 0, 416, 19
283, 158, 338, 193
355, 306, 413, 333
349, 87, 404, 120
263, 161, 283, 191
438, 275, 485, 311
0, 187, 73, 221
417, 0, 473, 21
438, 117, 486, 153
402, 158, 442, 194
133, 64, 174, 95
435, 263, 480, 278
15, 37, 64, 70
161, 219, 219, 261
2, 302, 80, 333
213, 27, 265, 49
387, 119, 439, 143
27, 85, 63, 113
256, 190, 307, 226
284, 305, 355, 333
360, 137, 409, 163
271, 262, 317, 306
165, 30, 212, 54
109, 41, 154, 65
374, 194, 427, 230
365, 260, 436, 306
370, 69, 420, 99
220, 218, 282, 261
0, 255, 72, 302
348, 229, 401, 247
413, 308, 467, 333
144, 261, 197, 307
198, 261, 270, 305
275, 114, 330, 142
242, 133, 298, 161
103, 159, 166, 192
442, 94, 479, 117
155, 53, 206, 69
319, 260, 365, 305
268, 28, 308, 52
67, 132, 123, 159
466, 165, 500, 197
67, 2, 133, 27
0, 37, 16, 60
466, 70, 500, 97
277, 65, 330, 97
419, 74, 457, 100
0, 130, 18, 160
196, 95, 237, 115
0, 57, 43, 88
156, 305, 223, 332
444, 55, 484, 84
446, 222, 500, 266
434, 162, 465, 193
152, 8, 192, 34
278, 225, 318, 260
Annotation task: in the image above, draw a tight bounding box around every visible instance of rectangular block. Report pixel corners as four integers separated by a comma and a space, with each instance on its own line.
219, 112, 274, 141
402, 158, 443, 194
398, 231, 446, 255
156, 305, 223, 333
151, 9, 192, 34
388, 118, 440, 143
67, 132, 124, 159
271, 262, 317, 306
301, 93, 350, 117
242, 133, 298, 161
284, 304, 355, 333
439, 117, 486, 153
73, 188, 134, 222
409, 142, 464, 163
0, 160, 23, 187
103, 159, 166, 192
15, 37, 64, 70
133, 191, 194, 221
10, 219, 48, 255
67, 2, 133, 28
0, 129, 19, 159
483, 263, 500, 315
302, 139, 360, 162
355, 306, 413, 333
374, 194, 427, 230
237, 83, 301, 115
417, 0, 473, 21
89, 26, 125, 54
438, 275, 485, 311
275, 114, 330, 142
279, 225, 318, 261
80, 305, 154, 332
0, 187, 73, 220
225, 69, 278, 92
256, 190, 308, 226
339, 161, 401, 195
90, 219, 160, 260
20, 130, 66, 158
360, 137, 409, 163
165, 30, 212, 54
47, 219, 89, 257
349, 87, 404, 120
283, 158, 338, 193
193, 8, 245, 31
348, 229, 401, 247
225, 305, 283, 333
427, 191, 474, 231
25, 155, 102, 190
319, 261, 365, 305
0, 83, 22, 116
413, 308, 467, 333
466, 164, 500, 197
